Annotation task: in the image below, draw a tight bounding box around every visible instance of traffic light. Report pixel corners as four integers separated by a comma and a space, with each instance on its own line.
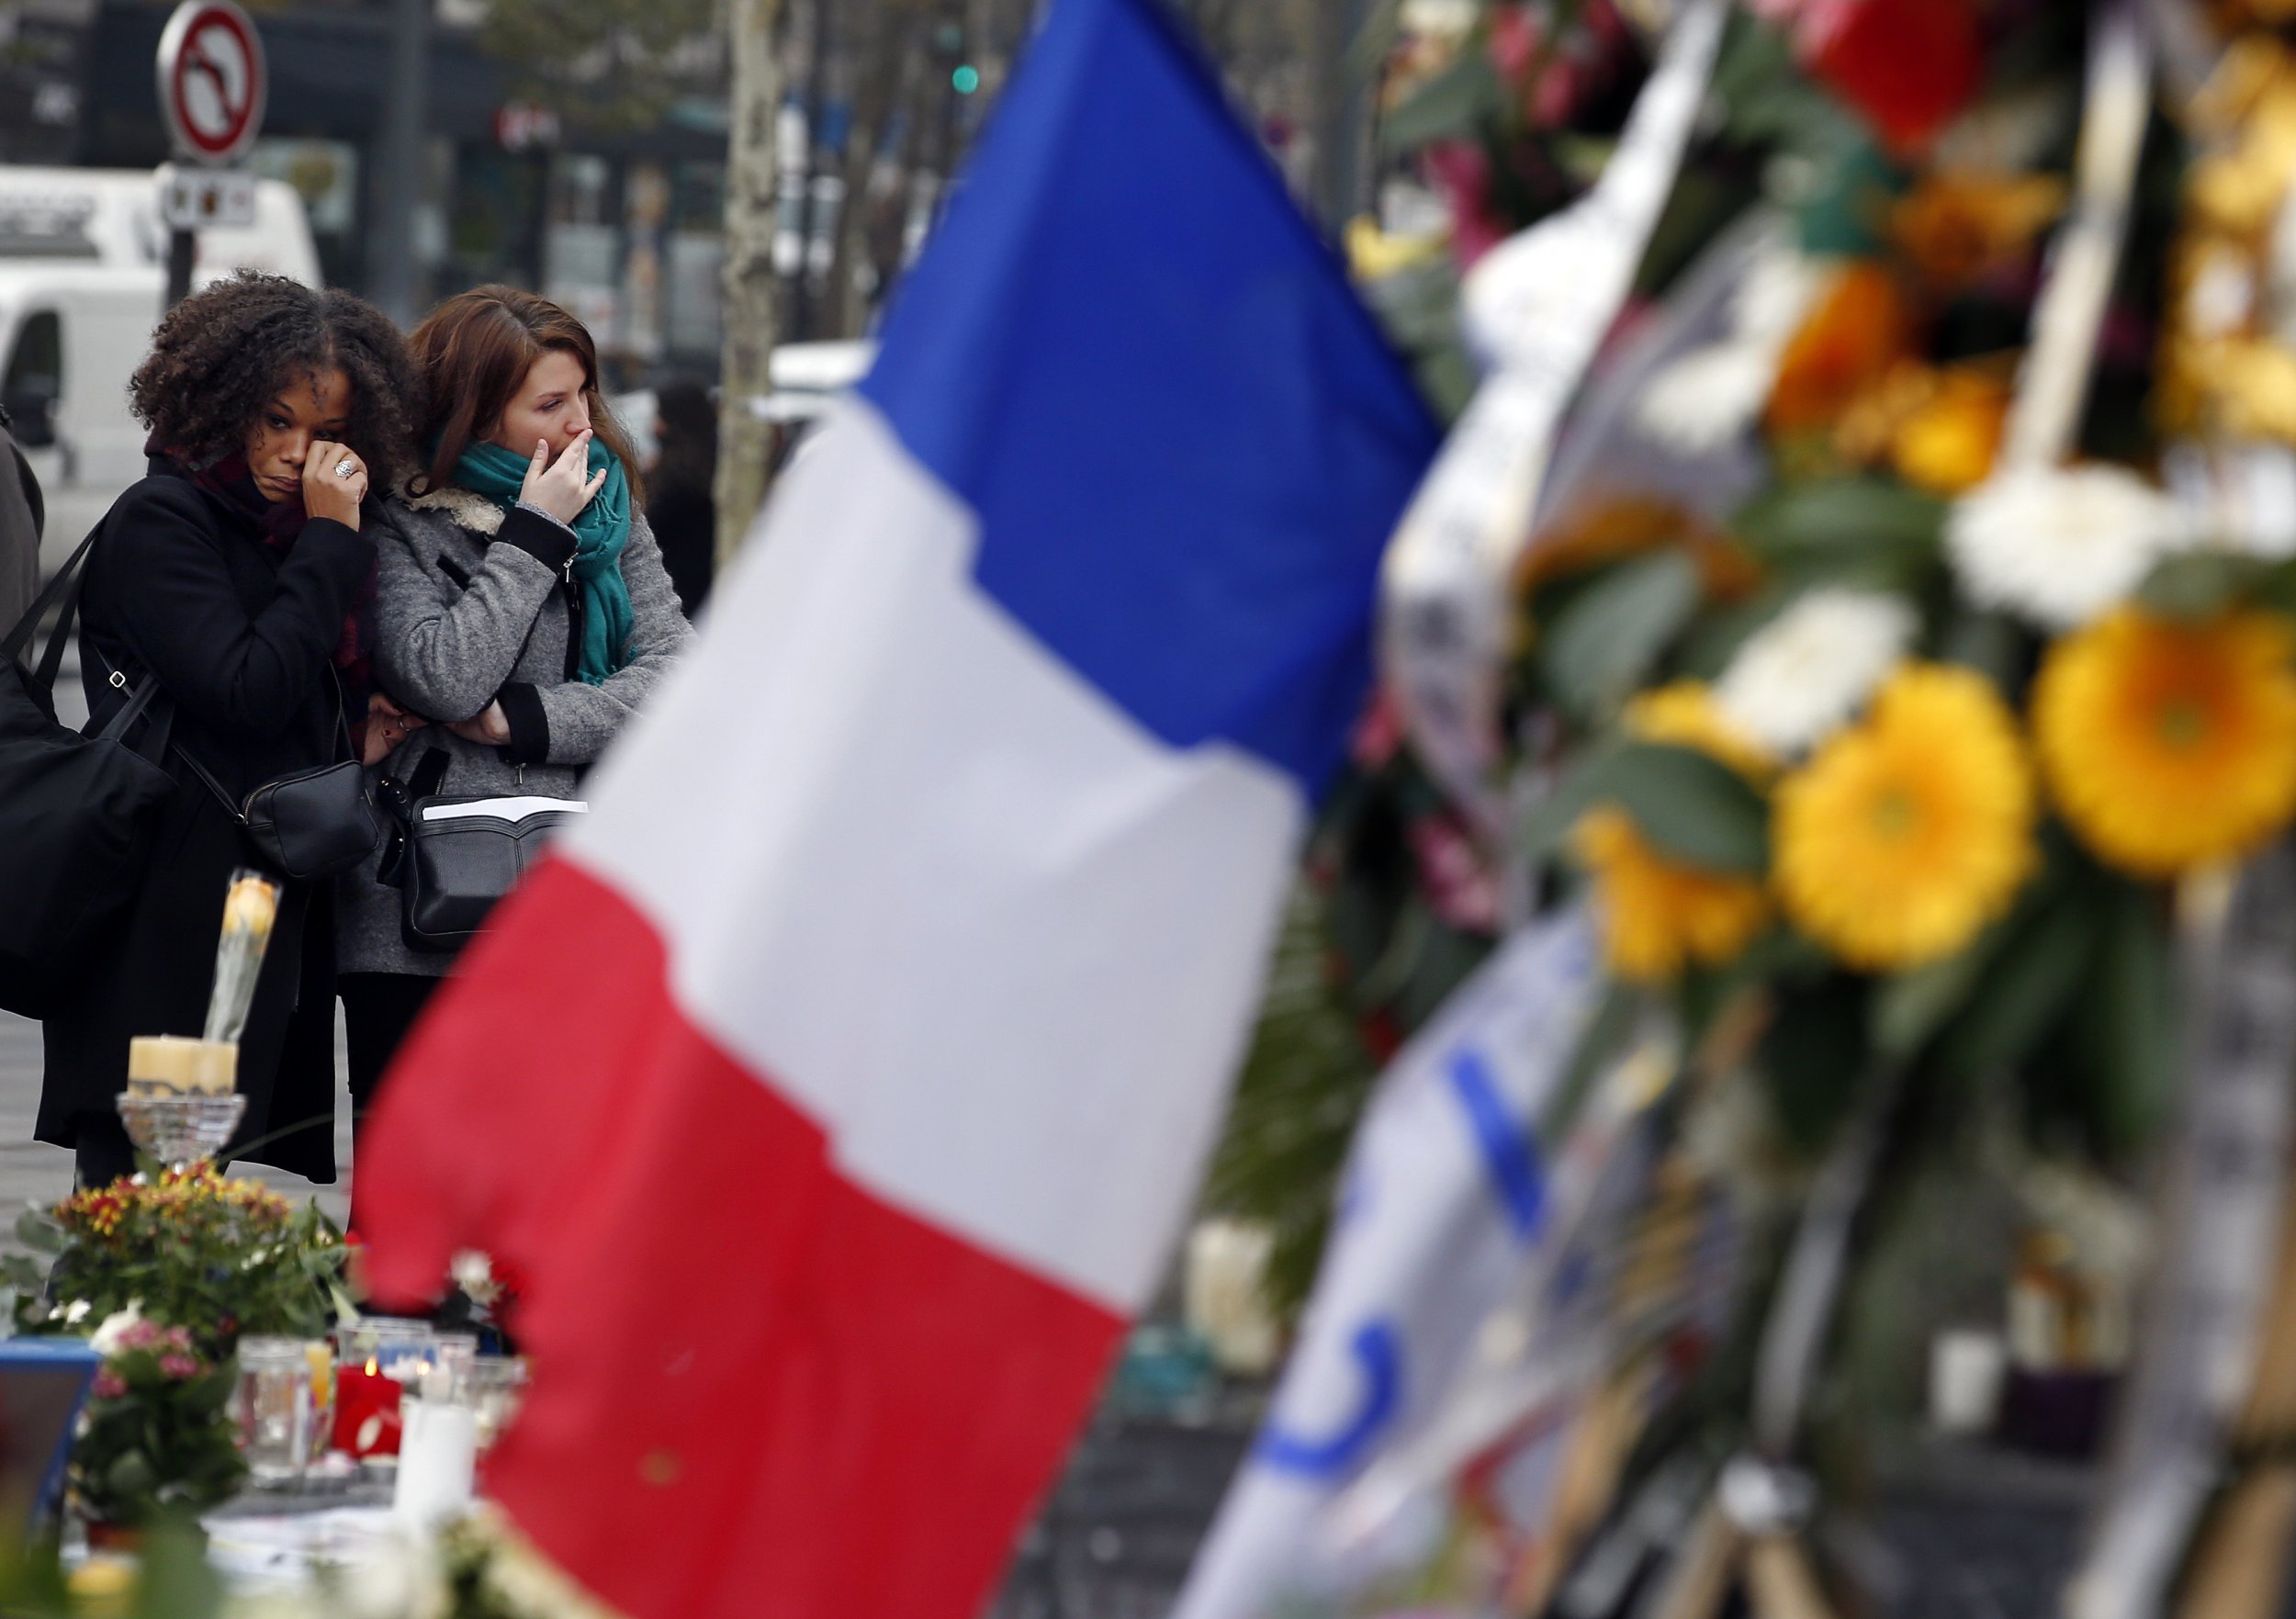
951, 64, 981, 95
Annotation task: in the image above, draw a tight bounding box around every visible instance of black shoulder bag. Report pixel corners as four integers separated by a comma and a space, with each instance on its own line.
377, 748, 588, 953
161, 665, 384, 883
0, 529, 176, 1018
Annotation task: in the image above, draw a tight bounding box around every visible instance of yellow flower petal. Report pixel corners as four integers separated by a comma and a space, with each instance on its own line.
2033, 607, 2296, 877
1625, 680, 1777, 781
1571, 805, 1772, 984
1773, 663, 2036, 971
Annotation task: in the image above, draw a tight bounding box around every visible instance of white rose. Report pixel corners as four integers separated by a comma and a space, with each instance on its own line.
88, 1301, 144, 1357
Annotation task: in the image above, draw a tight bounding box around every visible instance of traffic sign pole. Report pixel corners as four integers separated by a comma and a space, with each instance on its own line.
153, 0, 267, 310
166, 227, 196, 312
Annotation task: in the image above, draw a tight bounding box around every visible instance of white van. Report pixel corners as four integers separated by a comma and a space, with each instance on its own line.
0, 167, 320, 574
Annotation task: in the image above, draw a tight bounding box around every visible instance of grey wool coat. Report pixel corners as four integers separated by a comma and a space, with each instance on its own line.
335, 483, 692, 976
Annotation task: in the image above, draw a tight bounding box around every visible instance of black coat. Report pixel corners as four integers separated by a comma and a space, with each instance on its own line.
39, 459, 369, 1181
646, 476, 714, 621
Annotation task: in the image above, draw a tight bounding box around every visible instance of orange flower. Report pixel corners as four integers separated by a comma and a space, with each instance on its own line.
1765, 263, 1917, 439
1890, 174, 2065, 291
1891, 365, 2010, 493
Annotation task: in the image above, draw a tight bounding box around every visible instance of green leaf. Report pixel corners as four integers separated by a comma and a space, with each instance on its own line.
2253, 557, 2296, 617
1525, 740, 1769, 873
14, 1211, 62, 1255
1872, 930, 2000, 1061
1794, 135, 1903, 258
104, 1449, 155, 1504
133, 1514, 228, 1619
1758, 971, 1872, 1155
182, 1366, 237, 1418
1521, 737, 1628, 864
1542, 552, 1703, 721
1731, 477, 1946, 579
1604, 744, 1771, 872
1937, 607, 2027, 690
2081, 880, 2175, 1157
1379, 50, 1505, 151
2138, 551, 2268, 620
1942, 899, 2095, 1078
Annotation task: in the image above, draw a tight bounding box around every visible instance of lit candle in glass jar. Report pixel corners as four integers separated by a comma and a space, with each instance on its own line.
331, 1355, 404, 1458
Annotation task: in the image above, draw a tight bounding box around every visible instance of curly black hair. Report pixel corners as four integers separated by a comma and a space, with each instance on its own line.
129, 271, 422, 482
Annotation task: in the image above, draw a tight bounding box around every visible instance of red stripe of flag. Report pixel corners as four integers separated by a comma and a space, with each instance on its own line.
360, 861, 1127, 1619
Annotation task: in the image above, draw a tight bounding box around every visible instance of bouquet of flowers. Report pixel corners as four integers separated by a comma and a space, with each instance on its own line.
1208, 0, 2296, 1612
71, 1310, 244, 1529
8, 1167, 350, 1358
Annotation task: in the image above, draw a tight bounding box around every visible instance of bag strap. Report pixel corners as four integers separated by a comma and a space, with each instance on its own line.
405, 746, 450, 803
93, 634, 363, 824
2, 524, 99, 675
169, 729, 245, 822
34, 554, 82, 696
91, 666, 167, 750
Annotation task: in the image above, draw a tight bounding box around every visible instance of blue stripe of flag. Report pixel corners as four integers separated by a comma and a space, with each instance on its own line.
858, 0, 1439, 797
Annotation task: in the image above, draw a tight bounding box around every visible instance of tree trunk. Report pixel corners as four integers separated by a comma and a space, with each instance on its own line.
715, 0, 786, 567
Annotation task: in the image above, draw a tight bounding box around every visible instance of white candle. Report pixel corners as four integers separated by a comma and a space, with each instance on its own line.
393, 1383, 478, 1528
1930, 1328, 2009, 1436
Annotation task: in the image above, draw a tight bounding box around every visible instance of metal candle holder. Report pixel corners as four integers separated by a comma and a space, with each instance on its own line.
115, 1092, 247, 1174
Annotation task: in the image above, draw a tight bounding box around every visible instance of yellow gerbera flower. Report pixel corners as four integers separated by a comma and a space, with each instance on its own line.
1773, 663, 2036, 971
1625, 680, 1776, 781
2032, 607, 2296, 877
1570, 807, 1772, 984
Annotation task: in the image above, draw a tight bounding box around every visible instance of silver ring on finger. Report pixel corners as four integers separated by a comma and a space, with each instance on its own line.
335, 458, 359, 480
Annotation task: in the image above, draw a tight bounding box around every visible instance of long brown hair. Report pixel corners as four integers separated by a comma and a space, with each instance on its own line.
406, 284, 644, 504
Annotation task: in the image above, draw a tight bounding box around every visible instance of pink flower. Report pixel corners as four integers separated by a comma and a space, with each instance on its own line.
162, 1326, 193, 1352
118, 1321, 162, 1352
1352, 688, 1408, 771
1424, 141, 1508, 268
90, 1371, 127, 1401
1488, 1, 1629, 129
159, 1354, 199, 1380
1746, 0, 1860, 49
1408, 813, 1503, 933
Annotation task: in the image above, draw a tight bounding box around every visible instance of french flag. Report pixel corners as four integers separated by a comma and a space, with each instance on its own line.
356, 1, 1437, 1614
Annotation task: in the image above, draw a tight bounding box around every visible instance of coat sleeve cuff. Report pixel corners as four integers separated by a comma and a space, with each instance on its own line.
496, 506, 578, 577
293, 516, 370, 579
496, 681, 550, 765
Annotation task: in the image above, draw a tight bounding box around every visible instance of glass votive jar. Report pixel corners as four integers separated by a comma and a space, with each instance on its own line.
467, 1356, 528, 1454
303, 1341, 336, 1468
426, 1332, 479, 1402
332, 1318, 432, 1459
235, 1336, 321, 1485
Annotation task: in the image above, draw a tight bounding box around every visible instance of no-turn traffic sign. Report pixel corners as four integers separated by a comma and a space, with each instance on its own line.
155, 0, 267, 166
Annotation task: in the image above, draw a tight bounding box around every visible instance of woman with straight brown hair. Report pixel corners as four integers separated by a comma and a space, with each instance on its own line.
336, 285, 690, 1130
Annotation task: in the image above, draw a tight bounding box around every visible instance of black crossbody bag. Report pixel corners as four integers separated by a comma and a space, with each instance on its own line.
97, 649, 384, 883
377, 748, 588, 953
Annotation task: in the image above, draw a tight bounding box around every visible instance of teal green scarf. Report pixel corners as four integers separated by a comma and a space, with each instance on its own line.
451, 438, 634, 685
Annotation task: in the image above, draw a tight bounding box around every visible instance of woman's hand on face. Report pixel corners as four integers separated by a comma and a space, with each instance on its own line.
446, 701, 512, 748
518, 430, 607, 527
362, 692, 428, 767
304, 441, 369, 529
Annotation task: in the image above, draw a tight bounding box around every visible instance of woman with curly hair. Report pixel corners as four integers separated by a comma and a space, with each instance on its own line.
40, 271, 422, 1188
334, 285, 689, 1127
